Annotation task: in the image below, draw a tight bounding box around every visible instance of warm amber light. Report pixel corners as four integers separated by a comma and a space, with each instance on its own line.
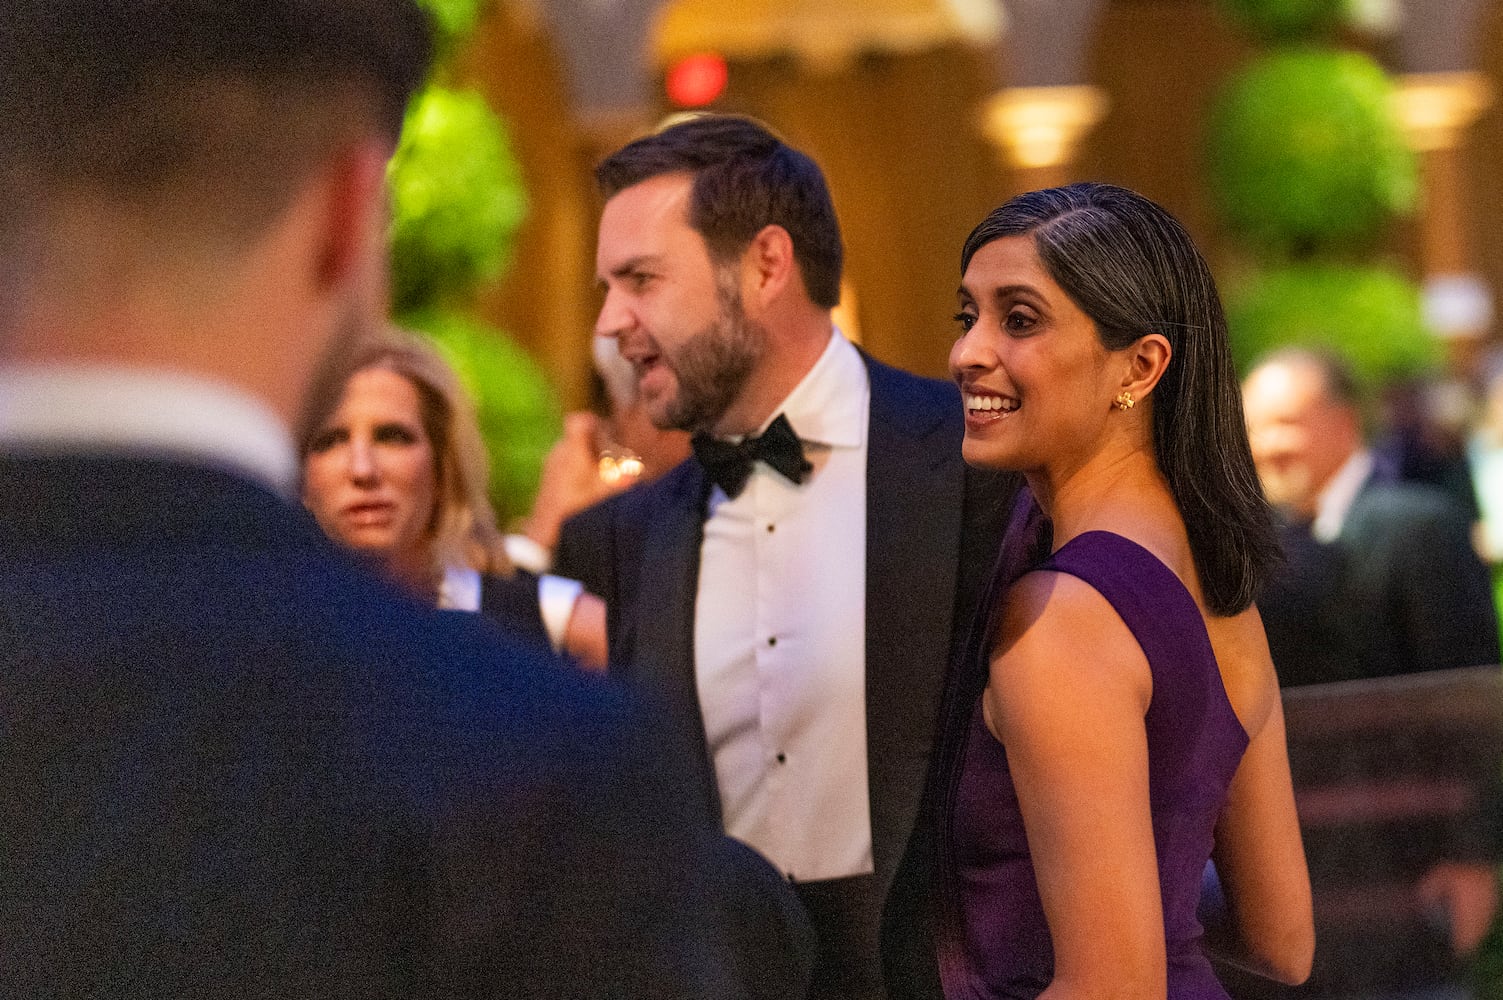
979, 86, 1109, 171
653, 0, 1002, 72
1393, 73, 1494, 153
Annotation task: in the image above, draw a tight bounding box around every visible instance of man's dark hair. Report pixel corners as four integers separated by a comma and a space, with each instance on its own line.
0, 0, 433, 244
596, 114, 844, 309
962, 183, 1279, 617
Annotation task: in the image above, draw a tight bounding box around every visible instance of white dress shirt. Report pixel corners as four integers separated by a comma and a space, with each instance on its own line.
695, 331, 872, 882
1312, 448, 1375, 543
0, 364, 296, 494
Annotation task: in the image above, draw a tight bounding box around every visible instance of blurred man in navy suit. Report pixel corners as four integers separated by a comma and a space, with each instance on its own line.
0, 3, 808, 997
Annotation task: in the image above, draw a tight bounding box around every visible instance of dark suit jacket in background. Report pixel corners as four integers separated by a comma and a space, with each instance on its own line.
1229, 476, 1500, 999
0, 453, 812, 999
474, 569, 550, 651
554, 355, 1015, 999
1261, 474, 1499, 688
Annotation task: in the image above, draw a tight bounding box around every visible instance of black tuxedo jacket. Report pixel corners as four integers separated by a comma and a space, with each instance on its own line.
1261, 474, 1499, 688
554, 355, 1015, 998
0, 452, 811, 999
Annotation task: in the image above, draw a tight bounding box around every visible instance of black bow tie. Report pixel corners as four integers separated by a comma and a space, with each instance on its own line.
692, 413, 812, 499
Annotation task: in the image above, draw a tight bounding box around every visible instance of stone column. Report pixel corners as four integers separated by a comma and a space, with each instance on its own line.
978, 84, 1108, 193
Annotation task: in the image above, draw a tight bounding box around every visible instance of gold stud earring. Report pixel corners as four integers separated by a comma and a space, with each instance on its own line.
1114, 390, 1135, 411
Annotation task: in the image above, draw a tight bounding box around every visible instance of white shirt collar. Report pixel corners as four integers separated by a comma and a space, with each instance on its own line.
436, 564, 483, 612
753, 330, 867, 449
0, 364, 297, 496
1312, 448, 1374, 543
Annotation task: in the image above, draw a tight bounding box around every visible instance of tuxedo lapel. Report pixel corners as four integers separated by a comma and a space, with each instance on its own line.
862, 359, 967, 877
618, 460, 723, 824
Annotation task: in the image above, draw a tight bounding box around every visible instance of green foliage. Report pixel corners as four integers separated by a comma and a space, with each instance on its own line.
387, 85, 529, 315
1224, 264, 1440, 387
415, 0, 487, 53
1208, 49, 1416, 257
402, 309, 562, 524
1217, 0, 1351, 42
388, 8, 554, 523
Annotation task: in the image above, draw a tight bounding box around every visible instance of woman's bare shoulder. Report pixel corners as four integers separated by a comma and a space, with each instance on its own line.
990, 568, 1154, 715
1205, 604, 1282, 738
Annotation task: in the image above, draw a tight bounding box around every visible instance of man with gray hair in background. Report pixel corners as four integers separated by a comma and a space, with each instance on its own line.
0, 3, 808, 997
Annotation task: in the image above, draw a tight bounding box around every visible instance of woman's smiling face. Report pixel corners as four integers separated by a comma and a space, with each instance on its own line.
949, 235, 1121, 476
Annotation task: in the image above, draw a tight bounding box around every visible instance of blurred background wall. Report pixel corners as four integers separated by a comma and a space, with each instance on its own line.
440, 0, 1501, 400
390, 0, 1502, 540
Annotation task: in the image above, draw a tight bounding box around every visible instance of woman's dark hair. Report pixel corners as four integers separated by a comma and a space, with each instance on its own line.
595, 114, 844, 309
962, 183, 1277, 615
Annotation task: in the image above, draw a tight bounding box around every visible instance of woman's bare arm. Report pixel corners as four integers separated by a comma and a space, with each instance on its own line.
985, 570, 1165, 1000
1205, 608, 1314, 984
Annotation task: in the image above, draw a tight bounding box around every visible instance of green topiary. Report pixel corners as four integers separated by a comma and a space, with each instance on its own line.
387, 85, 529, 315
1224, 263, 1440, 387
415, 0, 488, 54
401, 309, 562, 525
1217, 0, 1351, 42
1207, 49, 1416, 258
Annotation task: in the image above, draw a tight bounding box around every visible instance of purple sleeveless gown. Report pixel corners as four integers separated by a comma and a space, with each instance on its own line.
938, 528, 1249, 999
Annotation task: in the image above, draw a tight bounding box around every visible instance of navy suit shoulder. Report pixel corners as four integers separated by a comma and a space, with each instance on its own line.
862, 354, 1012, 554
551, 487, 621, 601
0, 454, 810, 999
1263, 475, 1499, 686
865, 352, 959, 408
1341, 478, 1499, 674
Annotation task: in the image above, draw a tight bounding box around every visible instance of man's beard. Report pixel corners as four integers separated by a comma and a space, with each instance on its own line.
657, 278, 766, 433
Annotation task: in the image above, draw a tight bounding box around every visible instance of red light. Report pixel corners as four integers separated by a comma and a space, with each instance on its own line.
666, 53, 728, 108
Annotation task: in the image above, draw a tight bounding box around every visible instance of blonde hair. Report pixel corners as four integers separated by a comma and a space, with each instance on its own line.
300, 329, 513, 581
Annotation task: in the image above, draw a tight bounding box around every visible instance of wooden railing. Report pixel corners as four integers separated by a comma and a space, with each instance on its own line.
1221, 665, 1503, 998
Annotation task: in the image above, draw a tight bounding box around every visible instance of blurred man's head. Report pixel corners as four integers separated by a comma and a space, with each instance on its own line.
592, 115, 844, 436
1242, 348, 1365, 518
0, 0, 433, 419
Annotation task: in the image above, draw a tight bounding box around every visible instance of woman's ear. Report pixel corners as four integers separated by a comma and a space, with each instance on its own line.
1121, 332, 1172, 401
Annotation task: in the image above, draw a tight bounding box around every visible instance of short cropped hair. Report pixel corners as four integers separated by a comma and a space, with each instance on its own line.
0, 0, 433, 246
596, 114, 844, 309
962, 183, 1279, 616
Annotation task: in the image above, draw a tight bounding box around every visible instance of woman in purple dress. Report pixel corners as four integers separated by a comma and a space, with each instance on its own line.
935, 184, 1313, 999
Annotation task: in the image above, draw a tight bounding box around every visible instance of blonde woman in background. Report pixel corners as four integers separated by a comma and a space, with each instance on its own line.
301, 331, 607, 670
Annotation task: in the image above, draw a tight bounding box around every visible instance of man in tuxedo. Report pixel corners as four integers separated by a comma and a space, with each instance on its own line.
0, 5, 808, 997
553, 115, 1013, 1000
1242, 348, 1498, 687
